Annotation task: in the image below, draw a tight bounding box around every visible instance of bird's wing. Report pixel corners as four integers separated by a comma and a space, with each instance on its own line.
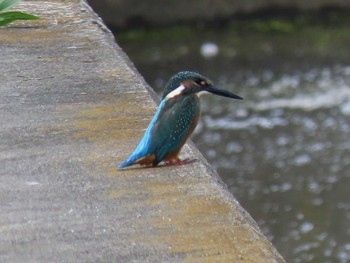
151, 95, 199, 162
118, 95, 199, 168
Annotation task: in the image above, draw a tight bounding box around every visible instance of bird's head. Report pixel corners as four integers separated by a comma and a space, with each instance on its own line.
162, 71, 243, 100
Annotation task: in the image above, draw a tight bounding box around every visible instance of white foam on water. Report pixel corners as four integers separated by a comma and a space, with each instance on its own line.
250, 86, 350, 112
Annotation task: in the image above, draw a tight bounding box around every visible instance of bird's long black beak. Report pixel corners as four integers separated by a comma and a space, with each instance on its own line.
206, 85, 243, 100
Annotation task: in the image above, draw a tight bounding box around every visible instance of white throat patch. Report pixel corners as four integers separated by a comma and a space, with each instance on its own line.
165, 84, 185, 99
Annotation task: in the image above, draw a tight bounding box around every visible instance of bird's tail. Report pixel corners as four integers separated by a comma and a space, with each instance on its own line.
119, 152, 157, 169
118, 156, 137, 169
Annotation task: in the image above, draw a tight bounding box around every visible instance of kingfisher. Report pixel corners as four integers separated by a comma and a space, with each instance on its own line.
119, 71, 242, 168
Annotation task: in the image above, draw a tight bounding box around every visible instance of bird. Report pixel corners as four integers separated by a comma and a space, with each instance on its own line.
119, 71, 243, 168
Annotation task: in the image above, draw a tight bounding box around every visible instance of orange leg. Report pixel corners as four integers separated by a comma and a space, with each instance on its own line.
163, 150, 196, 166
164, 158, 196, 166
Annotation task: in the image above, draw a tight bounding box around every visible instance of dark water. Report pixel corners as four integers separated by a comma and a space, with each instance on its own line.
116, 16, 350, 263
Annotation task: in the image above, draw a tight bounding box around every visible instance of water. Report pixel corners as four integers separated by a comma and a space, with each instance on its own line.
116, 16, 350, 262
197, 67, 350, 262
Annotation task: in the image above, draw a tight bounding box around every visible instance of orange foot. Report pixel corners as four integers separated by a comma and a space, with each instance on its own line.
164, 158, 197, 166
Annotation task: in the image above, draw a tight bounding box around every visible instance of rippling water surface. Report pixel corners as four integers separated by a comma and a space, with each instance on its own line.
196, 66, 350, 262
117, 16, 350, 262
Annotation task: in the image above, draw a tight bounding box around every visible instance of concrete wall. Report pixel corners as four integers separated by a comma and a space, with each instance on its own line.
0, 0, 285, 262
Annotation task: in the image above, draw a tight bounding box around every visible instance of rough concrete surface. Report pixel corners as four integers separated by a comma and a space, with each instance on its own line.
0, 0, 285, 262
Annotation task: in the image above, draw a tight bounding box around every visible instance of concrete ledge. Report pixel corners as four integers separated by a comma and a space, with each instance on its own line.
0, 0, 285, 262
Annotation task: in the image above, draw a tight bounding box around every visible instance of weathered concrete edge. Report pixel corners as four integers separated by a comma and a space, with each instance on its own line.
83, 0, 286, 261
83, 0, 248, 222
82, 0, 285, 261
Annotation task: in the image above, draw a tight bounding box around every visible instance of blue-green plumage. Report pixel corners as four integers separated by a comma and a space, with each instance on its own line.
119, 71, 242, 168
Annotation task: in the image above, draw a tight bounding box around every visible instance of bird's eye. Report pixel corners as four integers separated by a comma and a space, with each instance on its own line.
194, 78, 209, 86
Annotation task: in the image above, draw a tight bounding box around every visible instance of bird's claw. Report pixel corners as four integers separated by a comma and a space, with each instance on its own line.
164, 158, 196, 166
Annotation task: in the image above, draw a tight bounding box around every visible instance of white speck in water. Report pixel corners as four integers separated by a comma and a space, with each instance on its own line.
303, 118, 318, 130
300, 222, 314, 234
281, 182, 292, 192
308, 142, 324, 152
206, 149, 217, 158
323, 116, 336, 127
253, 86, 350, 111
247, 75, 260, 86
296, 213, 304, 220
341, 66, 350, 75
304, 70, 318, 81
262, 70, 274, 82
340, 101, 350, 116
308, 181, 322, 194
312, 198, 323, 206
200, 42, 219, 58
277, 136, 289, 146
270, 185, 279, 192
225, 142, 243, 154
326, 175, 338, 184
337, 244, 350, 261
236, 108, 248, 118
293, 154, 311, 166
